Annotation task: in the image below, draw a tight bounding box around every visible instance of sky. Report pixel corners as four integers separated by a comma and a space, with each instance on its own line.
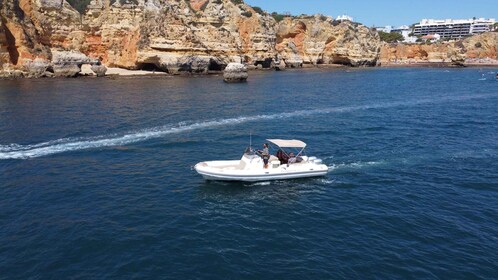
244, 0, 498, 27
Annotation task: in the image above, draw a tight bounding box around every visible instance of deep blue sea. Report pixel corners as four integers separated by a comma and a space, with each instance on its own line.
1, 68, 497, 279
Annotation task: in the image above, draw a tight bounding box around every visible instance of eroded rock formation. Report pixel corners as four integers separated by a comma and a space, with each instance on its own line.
462, 32, 498, 63
2, 0, 498, 78
91, 64, 107, 77
223, 62, 248, 82
0, 0, 388, 77
138, 0, 277, 73
276, 15, 381, 66
0, 0, 280, 75
379, 32, 498, 66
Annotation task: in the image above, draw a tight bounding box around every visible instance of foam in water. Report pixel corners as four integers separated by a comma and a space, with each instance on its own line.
252, 181, 272, 186
1, 93, 495, 160
317, 178, 336, 184
328, 160, 385, 170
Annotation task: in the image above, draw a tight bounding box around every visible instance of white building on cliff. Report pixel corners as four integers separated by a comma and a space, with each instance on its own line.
374, 25, 417, 43
392, 25, 418, 43
336, 15, 354, 22
413, 18, 496, 39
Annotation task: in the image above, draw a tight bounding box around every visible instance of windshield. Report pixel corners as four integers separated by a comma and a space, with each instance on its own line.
244, 146, 256, 155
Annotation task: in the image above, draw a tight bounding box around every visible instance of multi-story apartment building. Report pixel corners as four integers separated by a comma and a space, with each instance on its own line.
413, 18, 496, 39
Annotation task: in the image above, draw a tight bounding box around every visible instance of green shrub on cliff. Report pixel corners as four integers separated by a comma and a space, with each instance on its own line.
241, 11, 252, 17
230, 0, 243, 5
271, 12, 286, 22
252, 6, 265, 16
378, 31, 404, 43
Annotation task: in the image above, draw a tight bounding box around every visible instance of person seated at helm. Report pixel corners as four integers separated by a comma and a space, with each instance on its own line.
288, 152, 304, 164
276, 149, 288, 164
288, 152, 296, 164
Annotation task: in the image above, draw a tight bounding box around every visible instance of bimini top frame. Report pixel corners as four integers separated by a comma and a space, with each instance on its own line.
267, 139, 307, 159
266, 139, 306, 148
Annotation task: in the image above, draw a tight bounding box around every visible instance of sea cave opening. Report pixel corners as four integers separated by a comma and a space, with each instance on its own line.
208, 59, 223, 71
136, 63, 163, 72
3, 24, 19, 65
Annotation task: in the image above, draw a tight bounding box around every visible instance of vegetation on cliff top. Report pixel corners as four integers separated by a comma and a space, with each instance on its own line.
251, 6, 265, 16
241, 11, 252, 17
271, 12, 292, 22
378, 31, 404, 43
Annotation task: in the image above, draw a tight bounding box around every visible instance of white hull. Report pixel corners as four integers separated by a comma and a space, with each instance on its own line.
197, 169, 328, 182
194, 155, 328, 182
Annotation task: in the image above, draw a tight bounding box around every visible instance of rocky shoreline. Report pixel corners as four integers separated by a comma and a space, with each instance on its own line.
2, 61, 497, 80
1, 0, 496, 80
379, 32, 498, 66
0, 0, 381, 79
380, 61, 498, 68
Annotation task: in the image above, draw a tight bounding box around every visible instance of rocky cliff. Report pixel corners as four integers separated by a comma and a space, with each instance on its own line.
379, 32, 498, 66
1, 0, 279, 75
0, 0, 382, 77
276, 15, 380, 67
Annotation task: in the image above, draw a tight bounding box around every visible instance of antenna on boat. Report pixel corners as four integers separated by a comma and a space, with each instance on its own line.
249, 131, 252, 150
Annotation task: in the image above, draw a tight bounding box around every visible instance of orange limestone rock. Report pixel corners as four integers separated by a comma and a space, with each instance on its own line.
189, 0, 209, 11
2, 0, 497, 78
8, 0, 494, 77
276, 15, 381, 67
1, 0, 386, 76
379, 32, 498, 66
463, 32, 498, 60
379, 43, 465, 65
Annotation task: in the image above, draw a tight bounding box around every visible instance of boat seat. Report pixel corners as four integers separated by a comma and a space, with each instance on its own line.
236, 160, 247, 170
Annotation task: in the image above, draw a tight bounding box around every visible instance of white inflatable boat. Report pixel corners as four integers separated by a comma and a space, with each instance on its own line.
194, 139, 328, 182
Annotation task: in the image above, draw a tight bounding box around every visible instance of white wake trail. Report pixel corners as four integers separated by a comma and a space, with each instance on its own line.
328, 160, 386, 170
0, 93, 495, 159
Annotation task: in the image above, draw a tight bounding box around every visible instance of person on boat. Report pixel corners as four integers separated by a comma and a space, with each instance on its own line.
288, 152, 296, 164
288, 152, 303, 164
276, 149, 288, 164
258, 143, 270, 168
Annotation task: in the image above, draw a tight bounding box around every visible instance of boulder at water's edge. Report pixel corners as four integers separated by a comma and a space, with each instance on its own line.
223, 63, 248, 83
91, 64, 107, 77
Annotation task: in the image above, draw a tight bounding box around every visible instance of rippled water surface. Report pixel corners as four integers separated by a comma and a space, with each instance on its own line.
1, 68, 497, 278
